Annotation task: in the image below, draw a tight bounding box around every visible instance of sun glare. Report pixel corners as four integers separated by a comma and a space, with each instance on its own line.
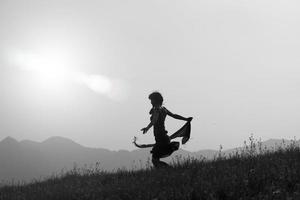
14, 51, 68, 73
11, 50, 71, 92
9, 48, 126, 101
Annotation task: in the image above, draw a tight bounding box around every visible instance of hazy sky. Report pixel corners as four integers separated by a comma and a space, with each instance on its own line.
0, 0, 300, 151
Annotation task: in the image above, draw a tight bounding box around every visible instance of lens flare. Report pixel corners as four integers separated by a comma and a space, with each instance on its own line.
9, 49, 129, 101
77, 74, 112, 94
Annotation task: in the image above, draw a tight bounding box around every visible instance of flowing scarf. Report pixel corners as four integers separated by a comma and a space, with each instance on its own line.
133, 121, 191, 148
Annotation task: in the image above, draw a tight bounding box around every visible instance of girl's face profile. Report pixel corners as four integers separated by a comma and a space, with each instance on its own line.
150, 99, 154, 106
150, 99, 157, 107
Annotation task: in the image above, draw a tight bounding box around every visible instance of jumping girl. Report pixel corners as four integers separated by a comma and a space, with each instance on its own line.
133, 91, 193, 168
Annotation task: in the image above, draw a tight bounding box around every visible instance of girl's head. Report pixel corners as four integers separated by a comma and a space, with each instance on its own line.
148, 91, 163, 107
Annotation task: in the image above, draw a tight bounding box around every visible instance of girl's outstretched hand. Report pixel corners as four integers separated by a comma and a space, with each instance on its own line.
132, 136, 141, 148
141, 127, 148, 134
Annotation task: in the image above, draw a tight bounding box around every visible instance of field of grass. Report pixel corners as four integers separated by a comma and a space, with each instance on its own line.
1, 138, 300, 200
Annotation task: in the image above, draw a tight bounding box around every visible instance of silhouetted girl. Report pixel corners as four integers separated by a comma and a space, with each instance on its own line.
134, 91, 193, 168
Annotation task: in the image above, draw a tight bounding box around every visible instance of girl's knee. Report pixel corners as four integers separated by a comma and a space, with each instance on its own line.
152, 157, 159, 163
152, 157, 160, 167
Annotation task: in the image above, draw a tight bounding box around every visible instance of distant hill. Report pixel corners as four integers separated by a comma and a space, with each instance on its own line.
1, 142, 300, 200
0, 136, 298, 183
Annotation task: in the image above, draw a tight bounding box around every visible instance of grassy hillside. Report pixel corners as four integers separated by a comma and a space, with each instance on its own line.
1, 139, 300, 200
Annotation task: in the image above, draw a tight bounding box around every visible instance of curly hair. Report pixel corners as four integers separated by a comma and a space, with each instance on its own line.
148, 91, 164, 106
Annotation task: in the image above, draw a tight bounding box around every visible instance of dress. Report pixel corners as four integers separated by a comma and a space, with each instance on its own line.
149, 106, 180, 159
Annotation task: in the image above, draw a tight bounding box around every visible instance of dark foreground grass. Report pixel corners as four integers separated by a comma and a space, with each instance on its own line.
1, 142, 300, 200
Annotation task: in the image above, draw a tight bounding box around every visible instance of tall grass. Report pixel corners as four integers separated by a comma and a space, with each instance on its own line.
1, 137, 300, 200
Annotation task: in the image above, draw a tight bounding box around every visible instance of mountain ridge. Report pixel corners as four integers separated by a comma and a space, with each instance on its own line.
3, 136, 298, 152
0, 136, 299, 183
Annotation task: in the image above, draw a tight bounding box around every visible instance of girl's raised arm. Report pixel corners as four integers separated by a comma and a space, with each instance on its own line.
164, 107, 192, 121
